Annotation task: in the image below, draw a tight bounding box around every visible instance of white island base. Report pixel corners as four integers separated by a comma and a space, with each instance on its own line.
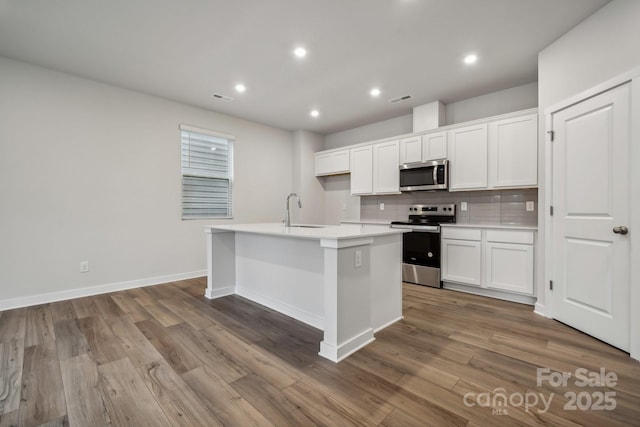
205, 223, 404, 362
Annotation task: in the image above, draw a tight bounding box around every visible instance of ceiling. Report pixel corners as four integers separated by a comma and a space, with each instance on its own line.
0, 0, 610, 135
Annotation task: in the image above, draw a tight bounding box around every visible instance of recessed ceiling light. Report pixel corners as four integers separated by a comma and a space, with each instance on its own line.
234, 83, 246, 93
293, 47, 307, 58
310, 109, 320, 118
370, 88, 381, 97
464, 54, 478, 65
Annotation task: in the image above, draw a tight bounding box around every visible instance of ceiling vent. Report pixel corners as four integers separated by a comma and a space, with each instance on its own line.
210, 93, 235, 102
389, 95, 412, 104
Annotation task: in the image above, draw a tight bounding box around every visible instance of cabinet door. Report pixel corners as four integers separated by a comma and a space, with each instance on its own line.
448, 124, 488, 190
350, 145, 373, 195
373, 140, 400, 194
315, 153, 333, 176
489, 113, 538, 188
485, 242, 534, 294
441, 239, 482, 286
422, 131, 447, 160
399, 136, 422, 164
332, 150, 350, 173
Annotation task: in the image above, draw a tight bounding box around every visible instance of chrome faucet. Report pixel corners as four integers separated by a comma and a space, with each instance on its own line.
284, 193, 302, 227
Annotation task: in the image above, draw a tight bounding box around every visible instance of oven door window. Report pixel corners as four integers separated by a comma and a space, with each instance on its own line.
400, 166, 436, 188
402, 231, 440, 268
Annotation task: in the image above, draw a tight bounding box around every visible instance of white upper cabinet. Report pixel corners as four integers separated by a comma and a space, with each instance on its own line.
373, 140, 400, 194
350, 145, 373, 194
399, 136, 422, 164
350, 140, 400, 195
315, 149, 350, 176
449, 110, 538, 191
448, 123, 488, 190
422, 131, 447, 160
400, 132, 448, 164
488, 113, 538, 188
316, 108, 537, 192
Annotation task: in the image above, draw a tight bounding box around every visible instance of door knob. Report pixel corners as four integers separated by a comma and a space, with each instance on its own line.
613, 226, 629, 235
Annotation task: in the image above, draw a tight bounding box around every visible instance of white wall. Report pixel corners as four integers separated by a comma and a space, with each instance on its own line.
324, 114, 413, 150
0, 56, 293, 306
323, 82, 538, 150
445, 82, 538, 125
292, 130, 325, 224
536, 0, 640, 358
322, 175, 360, 225
538, 0, 640, 109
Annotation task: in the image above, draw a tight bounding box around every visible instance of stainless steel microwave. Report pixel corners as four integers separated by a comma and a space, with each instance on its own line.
399, 159, 449, 191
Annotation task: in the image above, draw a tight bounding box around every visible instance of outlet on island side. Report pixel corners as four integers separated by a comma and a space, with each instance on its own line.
354, 250, 362, 268
526, 201, 535, 211
461, 202, 468, 211
80, 261, 89, 273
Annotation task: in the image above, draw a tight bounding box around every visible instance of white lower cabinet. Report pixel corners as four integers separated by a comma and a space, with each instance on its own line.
441, 227, 482, 286
442, 226, 536, 297
442, 239, 482, 286
485, 242, 534, 294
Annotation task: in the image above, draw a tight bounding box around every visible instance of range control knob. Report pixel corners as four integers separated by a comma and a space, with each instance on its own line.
427, 252, 433, 258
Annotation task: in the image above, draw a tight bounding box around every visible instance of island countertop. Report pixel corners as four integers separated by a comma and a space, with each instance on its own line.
206, 222, 406, 240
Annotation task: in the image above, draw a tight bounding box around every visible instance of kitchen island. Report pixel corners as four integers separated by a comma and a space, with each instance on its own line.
205, 223, 405, 362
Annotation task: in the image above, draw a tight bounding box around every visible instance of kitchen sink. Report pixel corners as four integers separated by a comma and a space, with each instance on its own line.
289, 224, 326, 228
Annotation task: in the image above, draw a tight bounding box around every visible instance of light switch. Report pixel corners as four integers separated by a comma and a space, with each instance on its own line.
379, 202, 385, 211
526, 201, 535, 211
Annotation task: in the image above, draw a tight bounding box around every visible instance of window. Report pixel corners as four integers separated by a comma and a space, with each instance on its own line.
180, 125, 234, 219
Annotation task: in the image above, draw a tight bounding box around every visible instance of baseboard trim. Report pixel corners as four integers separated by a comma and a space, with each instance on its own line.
442, 281, 537, 306
374, 316, 403, 333
0, 270, 207, 311
534, 302, 549, 318
204, 286, 235, 299
319, 328, 375, 363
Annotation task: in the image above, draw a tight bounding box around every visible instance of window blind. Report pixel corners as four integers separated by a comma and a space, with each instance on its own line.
180, 126, 234, 219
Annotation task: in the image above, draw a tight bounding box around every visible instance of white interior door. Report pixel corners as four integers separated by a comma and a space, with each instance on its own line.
551, 83, 631, 351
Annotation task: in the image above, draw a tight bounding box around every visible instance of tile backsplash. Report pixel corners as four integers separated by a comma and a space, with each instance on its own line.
360, 188, 538, 226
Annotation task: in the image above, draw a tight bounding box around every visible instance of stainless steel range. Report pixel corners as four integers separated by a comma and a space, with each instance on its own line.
390, 204, 456, 288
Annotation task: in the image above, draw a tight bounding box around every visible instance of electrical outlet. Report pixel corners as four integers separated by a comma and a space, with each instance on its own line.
461, 202, 468, 211
354, 250, 362, 268
379, 202, 385, 211
80, 261, 89, 273
526, 201, 535, 211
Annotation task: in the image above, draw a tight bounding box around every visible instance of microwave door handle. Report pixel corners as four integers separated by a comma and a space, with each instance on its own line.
432, 165, 438, 185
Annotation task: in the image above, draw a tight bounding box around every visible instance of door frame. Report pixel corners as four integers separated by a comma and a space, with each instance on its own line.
542, 67, 640, 361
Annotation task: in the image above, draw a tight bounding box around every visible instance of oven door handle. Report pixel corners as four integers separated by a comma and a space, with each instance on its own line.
391, 225, 440, 233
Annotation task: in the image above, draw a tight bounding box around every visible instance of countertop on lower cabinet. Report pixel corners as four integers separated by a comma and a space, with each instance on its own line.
440, 223, 538, 231
340, 220, 392, 226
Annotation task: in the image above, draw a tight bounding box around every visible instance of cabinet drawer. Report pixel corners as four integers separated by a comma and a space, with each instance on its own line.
441, 227, 481, 241
486, 230, 534, 245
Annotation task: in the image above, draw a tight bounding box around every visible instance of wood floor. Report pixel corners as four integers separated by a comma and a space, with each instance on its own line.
0, 278, 639, 426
